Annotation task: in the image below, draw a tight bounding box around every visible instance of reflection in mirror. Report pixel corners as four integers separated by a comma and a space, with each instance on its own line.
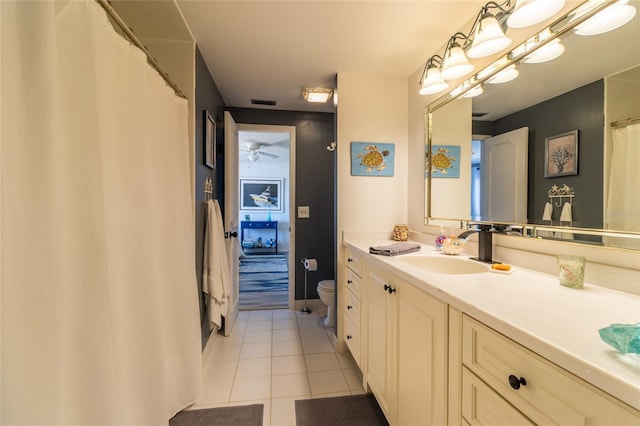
425, 0, 640, 249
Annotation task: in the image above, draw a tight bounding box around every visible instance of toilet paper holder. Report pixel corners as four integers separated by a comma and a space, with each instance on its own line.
300, 258, 317, 314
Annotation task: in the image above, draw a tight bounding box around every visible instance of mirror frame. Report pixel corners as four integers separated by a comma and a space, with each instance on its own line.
425, 0, 640, 243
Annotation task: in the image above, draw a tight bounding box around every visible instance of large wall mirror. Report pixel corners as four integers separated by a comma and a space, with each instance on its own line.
425, 0, 640, 250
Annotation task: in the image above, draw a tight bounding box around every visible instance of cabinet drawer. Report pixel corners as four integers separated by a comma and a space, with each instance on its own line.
345, 269, 362, 300
344, 246, 362, 277
344, 290, 361, 330
462, 315, 639, 425
345, 316, 361, 367
462, 367, 535, 426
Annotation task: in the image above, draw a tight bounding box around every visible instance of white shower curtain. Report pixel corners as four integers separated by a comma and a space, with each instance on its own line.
1, 1, 201, 425
605, 122, 640, 250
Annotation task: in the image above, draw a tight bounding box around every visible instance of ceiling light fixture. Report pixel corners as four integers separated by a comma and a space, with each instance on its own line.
248, 151, 259, 162
302, 87, 333, 103
419, 56, 450, 95
507, 0, 566, 28
441, 34, 476, 80
574, 0, 636, 35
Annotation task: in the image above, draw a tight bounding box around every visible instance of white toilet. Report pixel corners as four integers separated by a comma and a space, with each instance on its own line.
316, 279, 335, 327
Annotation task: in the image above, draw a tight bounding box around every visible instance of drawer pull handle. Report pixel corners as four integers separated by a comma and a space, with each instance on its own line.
508, 375, 527, 390
347, 305, 353, 309
347, 280, 353, 284
346, 335, 352, 340
384, 284, 396, 294
347, 258, 353, 263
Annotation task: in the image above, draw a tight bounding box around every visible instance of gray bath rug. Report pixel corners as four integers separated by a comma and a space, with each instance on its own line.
169, 404, 263, 426
295, 393, 388, 426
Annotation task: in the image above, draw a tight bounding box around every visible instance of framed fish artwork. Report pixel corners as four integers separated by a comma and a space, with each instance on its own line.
240, 178, 284, 212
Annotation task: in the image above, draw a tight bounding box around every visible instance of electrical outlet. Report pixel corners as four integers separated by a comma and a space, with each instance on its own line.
298, 206, 310, 218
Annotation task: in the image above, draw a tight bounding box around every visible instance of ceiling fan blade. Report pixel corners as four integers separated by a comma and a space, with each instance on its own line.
258, 151, 279, 159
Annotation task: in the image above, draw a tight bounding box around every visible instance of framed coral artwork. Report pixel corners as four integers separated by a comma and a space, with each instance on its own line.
545, 130, 578, 177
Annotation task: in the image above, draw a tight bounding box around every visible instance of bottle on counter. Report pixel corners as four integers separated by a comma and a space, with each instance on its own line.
435, 226, 446, 251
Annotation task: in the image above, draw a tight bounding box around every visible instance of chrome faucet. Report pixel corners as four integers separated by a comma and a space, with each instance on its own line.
458, 224, 494, 263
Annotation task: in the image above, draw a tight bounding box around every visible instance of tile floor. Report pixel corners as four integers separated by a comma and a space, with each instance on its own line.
190, 309, 365, 426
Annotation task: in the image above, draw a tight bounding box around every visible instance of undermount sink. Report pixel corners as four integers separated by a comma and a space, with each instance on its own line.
400, 256, 489, 275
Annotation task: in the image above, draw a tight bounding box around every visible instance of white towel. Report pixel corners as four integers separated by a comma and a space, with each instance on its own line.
538, 202, 555, 238
202, 199, 231, 330
558, 202, 574, 240
542, 202, 553, 221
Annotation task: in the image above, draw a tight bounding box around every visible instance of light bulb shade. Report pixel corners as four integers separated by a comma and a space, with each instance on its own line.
248, 152, 259, 161
462, 86, 484, 98
575, 0, 636, 35
302, 87, 333, 103
507, 0, 566, 28
419, 67, 450, 95
487, 65, 519, 84
467, 13, 512, 58
524, 39, 565, 63
441, 44, 475, 80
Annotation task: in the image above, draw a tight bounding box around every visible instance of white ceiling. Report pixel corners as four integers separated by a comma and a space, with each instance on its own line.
175, 0, 486, 113
238, 130, 290, 164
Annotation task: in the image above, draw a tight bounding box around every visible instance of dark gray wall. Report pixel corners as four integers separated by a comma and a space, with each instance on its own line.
195, 47, 226, 348
475, 79, 604, 233
225, 107, 336, 301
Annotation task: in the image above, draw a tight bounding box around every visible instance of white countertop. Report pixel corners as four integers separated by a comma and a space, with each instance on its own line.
345, 239, 640, 411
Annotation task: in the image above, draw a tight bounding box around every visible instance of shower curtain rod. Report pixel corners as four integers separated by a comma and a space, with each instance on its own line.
95, 0, 187, 100
610, 117, 640, 129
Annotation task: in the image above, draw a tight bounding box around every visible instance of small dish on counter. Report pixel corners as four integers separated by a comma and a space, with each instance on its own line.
441, 237, 465, 255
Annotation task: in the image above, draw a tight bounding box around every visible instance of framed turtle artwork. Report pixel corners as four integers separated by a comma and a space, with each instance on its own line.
427, 145, 461, 178
350, 142, 395, 177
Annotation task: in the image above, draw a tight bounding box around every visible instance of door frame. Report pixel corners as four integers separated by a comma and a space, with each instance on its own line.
237, 123, 296, 309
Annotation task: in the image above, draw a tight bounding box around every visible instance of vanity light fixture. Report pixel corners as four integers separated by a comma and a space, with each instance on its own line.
467, 7, 512, 58
419, 56, 450, 95
523, 38, 565, 63
462, 85, 484, 97
507, 0, 566, 28
574, 0, 636, 35
441, 34, 476, 80
302, 87, 333, 103
487, 64, 519, 83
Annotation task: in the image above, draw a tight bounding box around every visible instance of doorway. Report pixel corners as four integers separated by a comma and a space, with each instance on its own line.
237, 124, 296, 311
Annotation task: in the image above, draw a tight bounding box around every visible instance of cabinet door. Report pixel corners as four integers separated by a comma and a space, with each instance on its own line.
365, 265, 397, 420
397, 280, 448, 426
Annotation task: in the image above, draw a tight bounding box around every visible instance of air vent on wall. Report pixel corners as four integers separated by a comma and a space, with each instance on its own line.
472, 112, 488, 118
251, 99, 277, 106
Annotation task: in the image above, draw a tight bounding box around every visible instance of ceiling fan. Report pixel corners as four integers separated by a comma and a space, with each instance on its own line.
240, 142, 280, 162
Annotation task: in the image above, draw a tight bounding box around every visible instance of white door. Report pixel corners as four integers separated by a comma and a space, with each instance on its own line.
480, 127, 528, 223
223, 111, 240, 336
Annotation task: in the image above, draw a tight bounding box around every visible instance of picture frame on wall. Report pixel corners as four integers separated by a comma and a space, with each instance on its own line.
544, 130, 578, 178
204, 110, 216, 169
240, 178, 284, 212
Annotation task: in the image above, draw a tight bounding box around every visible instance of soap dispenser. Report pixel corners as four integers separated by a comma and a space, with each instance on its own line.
435, 226, 446, 251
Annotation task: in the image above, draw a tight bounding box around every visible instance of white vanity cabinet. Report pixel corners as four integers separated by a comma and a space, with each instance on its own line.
365, 264, 397, 420
344, 240, 640, 426
364, 261, 448, 426
343, 245, 363, 367
460, 315, 640, 425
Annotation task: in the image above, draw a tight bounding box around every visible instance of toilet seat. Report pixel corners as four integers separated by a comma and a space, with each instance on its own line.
318, 280, 335, 292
